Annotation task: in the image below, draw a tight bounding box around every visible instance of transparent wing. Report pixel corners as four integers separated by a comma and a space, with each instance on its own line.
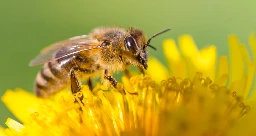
29, 36, 101, 66
40, 35, 89, 54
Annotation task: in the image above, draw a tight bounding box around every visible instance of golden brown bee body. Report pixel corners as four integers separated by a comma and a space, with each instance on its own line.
34, 48, 98, 97
30, 27, 170, 97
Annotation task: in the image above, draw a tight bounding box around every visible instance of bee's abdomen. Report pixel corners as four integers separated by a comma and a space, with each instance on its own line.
35, 58, 73, 97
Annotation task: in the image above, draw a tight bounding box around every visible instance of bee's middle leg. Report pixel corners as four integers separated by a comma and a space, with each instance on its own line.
124, 68, 131, 78
87, 78, 93, 91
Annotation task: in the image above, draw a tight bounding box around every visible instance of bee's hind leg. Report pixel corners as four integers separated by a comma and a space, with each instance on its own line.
70, 67, 93, 122
70, 68, 84, 107
70, 67, 93, 106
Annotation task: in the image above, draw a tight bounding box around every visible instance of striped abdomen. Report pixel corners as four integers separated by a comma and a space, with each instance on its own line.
34, 57, 75, 97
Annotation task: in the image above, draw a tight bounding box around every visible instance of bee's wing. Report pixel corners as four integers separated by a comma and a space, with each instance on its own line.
40, 35, 89, 54
29, 36, 101, 66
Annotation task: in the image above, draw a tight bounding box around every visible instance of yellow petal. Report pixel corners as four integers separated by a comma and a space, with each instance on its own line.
249, 34, 256, 61
250, 88, 256, 102
197, 45, 217, 80
146, 58, 169, 84
121, 75, 139, 94
228, 35, 245, 84
229, 75, 247, 97
163, 39, 181, 62
5, 118, 24, 133
178, 35, 217, 80
245, 63, 255, 100
179, 35, 199, 78
163, 39, 187, 78
217, 56, 229, 78
214, 74, 228, 86
179, 35, 199, 58
1, 89, 42, 123
240, 44, 251, 65
240, 44, 255, 100
0, 127, 8, 136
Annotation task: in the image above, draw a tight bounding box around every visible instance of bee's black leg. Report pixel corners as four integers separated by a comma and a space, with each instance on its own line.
70, 68, 84, 107
104, 69, 124, 94
124, 68, 131, 78
104, 70, 138, 95
70, 67, 93, 122
138, 67, 145, 75
70, 67, 92, 106
104, 70, 117, 88
87, 78, 93, 91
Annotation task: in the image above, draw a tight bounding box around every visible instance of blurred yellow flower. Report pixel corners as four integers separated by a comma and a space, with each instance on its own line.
1, 34, 256, 136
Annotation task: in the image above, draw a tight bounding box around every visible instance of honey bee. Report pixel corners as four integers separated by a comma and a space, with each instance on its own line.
30, 27, 170, 98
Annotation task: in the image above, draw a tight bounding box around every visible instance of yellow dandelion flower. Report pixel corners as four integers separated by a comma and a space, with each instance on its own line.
1, 34, 256, 136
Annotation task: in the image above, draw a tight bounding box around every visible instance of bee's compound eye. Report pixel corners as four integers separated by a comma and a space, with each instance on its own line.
124, 36, 138, 54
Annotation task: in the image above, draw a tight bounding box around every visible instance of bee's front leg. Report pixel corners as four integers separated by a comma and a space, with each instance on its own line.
104, 70, 118, 88
104, 69, 126, 95
138, 67, 145, 75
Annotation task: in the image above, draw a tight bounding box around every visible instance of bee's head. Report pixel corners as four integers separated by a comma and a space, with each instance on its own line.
124, 27, 171, 69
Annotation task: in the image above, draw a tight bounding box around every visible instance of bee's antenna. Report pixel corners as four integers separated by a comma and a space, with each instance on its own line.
148, 44, 157, 50
145, 28, 171, 50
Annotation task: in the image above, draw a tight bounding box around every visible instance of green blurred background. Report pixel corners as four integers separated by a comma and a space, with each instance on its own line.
0, 0, 256, 127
